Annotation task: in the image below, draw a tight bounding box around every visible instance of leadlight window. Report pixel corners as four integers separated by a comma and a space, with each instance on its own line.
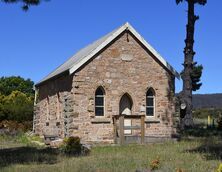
95, 87, 105, 116
146, 88, 155, 116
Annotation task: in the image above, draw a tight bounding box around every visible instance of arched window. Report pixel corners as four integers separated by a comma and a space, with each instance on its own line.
95, 87, 105, 116
146, 88, 155, 116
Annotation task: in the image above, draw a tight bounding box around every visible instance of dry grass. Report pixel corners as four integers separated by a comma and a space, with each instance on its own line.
0, 132, 221, 172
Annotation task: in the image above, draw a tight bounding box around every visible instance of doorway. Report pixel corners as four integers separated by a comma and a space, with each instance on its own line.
119, 93, 133, 135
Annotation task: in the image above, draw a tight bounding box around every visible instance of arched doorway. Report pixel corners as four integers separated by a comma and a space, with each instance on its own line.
119, 93, 133, 135
119, 93, 133, 115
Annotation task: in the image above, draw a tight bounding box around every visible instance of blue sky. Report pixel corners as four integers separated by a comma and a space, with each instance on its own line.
0, 0, 221, 94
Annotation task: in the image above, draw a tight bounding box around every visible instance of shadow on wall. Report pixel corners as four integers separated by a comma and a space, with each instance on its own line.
162, 109, 171, 125
166, 74, 175, 103
163, 75, 178, 128
38, 74, 73, 101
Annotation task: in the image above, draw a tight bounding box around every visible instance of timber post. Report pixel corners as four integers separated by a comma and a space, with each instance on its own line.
119, 115, 125, 145
113, 116, 117, 144
141, 115, 145, 144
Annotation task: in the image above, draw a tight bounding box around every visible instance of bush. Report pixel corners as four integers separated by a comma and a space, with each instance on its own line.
193, 108, 222, 119
61, 136, 83, 156
0, 76, 34, 123
0, 91, 34, 122
0, 76, 34, 96
0, 131, 44, 146
217, 113, 222, 130
0, 120, 32, 133
64, 137, 82, 155
216, 163, 222, 172
150, 157, 160, 171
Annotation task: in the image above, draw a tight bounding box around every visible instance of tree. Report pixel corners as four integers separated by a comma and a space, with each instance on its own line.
191, 64, 203, 91
1, 0, 46, 11
0, 93, 6, 120
0, 76, 34, 97
0, 76, 34, 122
1, 91, 34, 122
181, 64, 203, 92
176, 0, 206, 129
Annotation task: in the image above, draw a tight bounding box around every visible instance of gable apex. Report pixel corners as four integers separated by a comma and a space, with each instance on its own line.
69, 22, 179, 78
36, 22, 179, 86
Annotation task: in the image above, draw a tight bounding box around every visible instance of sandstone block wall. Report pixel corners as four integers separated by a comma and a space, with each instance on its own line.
34, 74, 73, 138
34, 30, 177, 144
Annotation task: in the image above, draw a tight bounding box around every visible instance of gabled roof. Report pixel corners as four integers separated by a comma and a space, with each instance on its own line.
36, 22, 179, 86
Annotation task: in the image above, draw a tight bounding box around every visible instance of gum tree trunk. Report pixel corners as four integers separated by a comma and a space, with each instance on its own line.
180, 0, 198, 129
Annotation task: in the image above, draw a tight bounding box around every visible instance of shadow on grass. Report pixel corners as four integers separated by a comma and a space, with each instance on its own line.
181, 127, 222, 138
182, 127, 222, 160
0, 146, 60, 168
187, 140, 222, 160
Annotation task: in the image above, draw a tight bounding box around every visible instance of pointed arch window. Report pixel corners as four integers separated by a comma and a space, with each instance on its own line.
95, 87, 105, 116
146, 88, 155, 116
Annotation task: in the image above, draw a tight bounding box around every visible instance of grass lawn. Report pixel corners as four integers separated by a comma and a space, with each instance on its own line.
0, 130, 221, 172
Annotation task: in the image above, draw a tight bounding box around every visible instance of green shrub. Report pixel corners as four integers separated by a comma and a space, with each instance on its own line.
0, 76, 34, 123
0, 131, 44, 147
16, 133, 30, 144
217, 113, 222, 130
61, 136, 82, 156
2, 91, 34, 122
216, 163, 222, 172
0, 120, 32, 132
0, 76, 34, 96
193, 108, 222, 119
60, 136, 91, 156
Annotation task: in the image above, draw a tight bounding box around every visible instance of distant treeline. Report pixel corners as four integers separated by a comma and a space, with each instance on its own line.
192, 93, 222, 109
175, 93, 222, 109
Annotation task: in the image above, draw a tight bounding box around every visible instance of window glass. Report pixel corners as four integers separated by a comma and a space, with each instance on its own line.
146, 89, 155, 116
95, 87, 105, 116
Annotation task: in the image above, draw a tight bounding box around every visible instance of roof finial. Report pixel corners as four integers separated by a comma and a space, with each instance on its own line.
125, 22, 129, 27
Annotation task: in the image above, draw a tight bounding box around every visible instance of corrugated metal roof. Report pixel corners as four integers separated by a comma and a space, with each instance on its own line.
36, 27, 119, 86
36, 22, 179, 86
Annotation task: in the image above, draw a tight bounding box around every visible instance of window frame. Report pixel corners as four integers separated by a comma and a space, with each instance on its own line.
95, 87, 105, 117
146, 88, 155, 117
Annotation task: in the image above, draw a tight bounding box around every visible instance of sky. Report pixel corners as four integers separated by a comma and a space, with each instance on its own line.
0, 0, 221, 94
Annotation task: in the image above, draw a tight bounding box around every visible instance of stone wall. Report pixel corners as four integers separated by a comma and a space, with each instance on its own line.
34, 74, 73, 138
34, 30, 177, 144
71, 31, 176, 143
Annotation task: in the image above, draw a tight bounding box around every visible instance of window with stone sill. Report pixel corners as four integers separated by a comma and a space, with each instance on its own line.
146, 88, 155, 117
95, 87, 105, 116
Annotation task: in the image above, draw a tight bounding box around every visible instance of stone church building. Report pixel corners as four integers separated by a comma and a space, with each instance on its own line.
34, 23, 179, 144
